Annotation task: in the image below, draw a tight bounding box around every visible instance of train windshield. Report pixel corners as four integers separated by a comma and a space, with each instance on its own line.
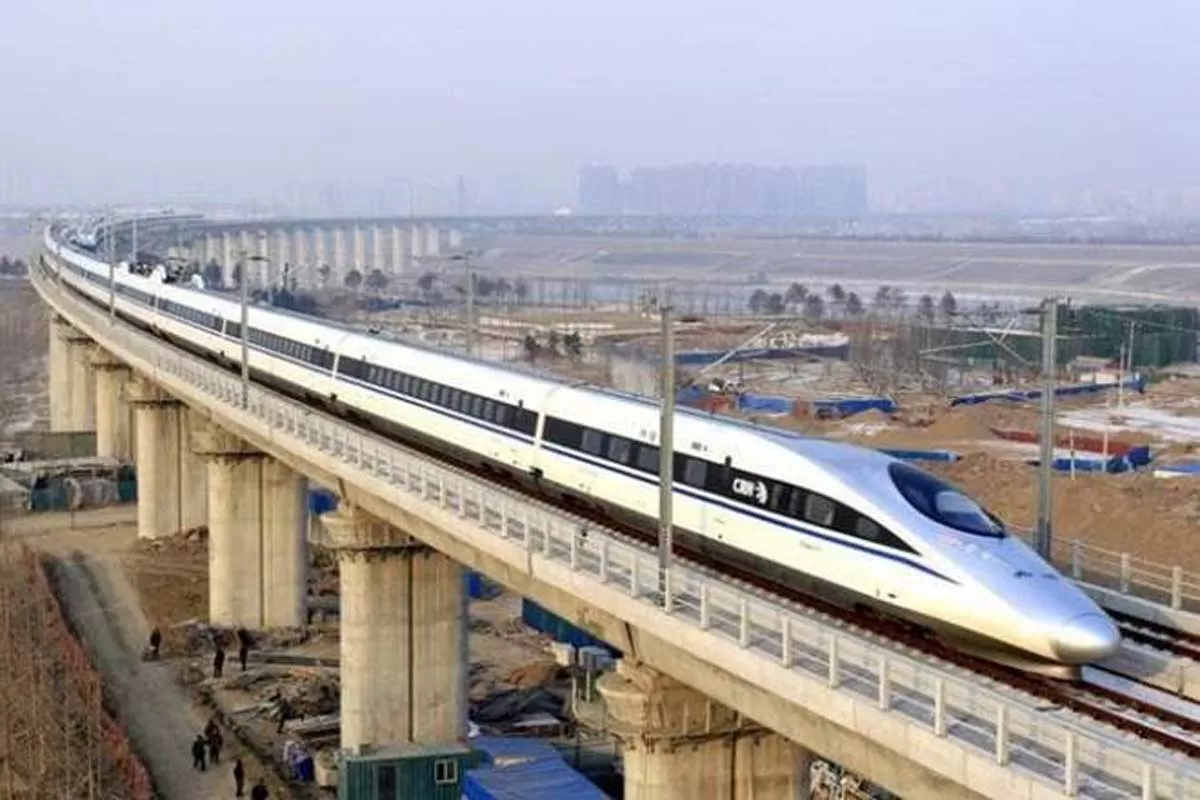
888, 462, 1005, 538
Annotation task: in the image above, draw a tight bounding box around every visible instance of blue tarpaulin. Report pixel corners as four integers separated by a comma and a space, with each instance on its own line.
307, 488, 338, 515
881, 449, 961, 463
463, 737, 609, 800
521, 599, 620, 656
735, 393, 794, 414
950, 375, 1146, 408
811, 397, 898, 418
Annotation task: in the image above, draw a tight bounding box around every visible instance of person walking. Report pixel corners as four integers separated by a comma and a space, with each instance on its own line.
207, 726, 224, 765
148, 627, 162, 660
212, 645, 226, 679
233, 758, 246, 797
250, 778, 269, 800
191, 734, 207, 771
238, 639, 250, 672
275, 696, 292, 735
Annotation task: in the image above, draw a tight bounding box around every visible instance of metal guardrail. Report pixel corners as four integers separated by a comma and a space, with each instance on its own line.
1059, 538, 1199, 615
33, 260, 1200, 799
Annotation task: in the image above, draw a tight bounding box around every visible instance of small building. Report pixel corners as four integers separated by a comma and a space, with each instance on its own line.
339, 742, 479, 800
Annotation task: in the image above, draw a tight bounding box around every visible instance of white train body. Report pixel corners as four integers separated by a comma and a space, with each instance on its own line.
42, 229, 1120, 666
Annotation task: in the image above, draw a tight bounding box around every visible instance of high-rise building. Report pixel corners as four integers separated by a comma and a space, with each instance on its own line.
578, 165, 623, 214
580, 162, 867, 216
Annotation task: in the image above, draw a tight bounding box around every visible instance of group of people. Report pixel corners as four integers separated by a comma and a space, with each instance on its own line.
192, 718, 269, 798
212, 627, 254, 678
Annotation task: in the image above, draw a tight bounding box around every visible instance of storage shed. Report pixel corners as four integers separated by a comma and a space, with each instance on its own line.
339, 742, 479, 800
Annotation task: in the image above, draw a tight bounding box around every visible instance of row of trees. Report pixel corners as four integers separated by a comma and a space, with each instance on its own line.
522, 329, 584, 363
0, 256, 27, 275
748, 282, 959, 323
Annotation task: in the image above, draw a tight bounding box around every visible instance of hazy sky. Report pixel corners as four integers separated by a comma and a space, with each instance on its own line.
2, 0, 1198, 210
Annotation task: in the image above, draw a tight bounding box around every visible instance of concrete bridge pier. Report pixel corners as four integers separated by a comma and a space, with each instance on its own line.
89, 347, 133, 460
597, 661, 812, 800
389, 224, 406, 275
323, 508, 467, 750
410, 224, 424, 259
48, 316, 73, 431
126, 376, 207, 539
425, 223, 441, 257
61, 324, 97, 432
221, 232, 236, 287
352, 225, 366, 273
191, 424, 308, 629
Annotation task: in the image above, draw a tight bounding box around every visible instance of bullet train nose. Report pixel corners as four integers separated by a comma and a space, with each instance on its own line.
1050, 613, 1122, 663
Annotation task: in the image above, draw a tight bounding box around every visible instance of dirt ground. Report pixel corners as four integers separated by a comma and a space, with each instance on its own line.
6, 509, 291, 799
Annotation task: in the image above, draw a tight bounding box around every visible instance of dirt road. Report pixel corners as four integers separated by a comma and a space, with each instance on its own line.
13, 515, 243, 799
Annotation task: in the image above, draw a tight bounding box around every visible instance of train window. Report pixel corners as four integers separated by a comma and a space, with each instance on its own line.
400, 375, 413, 395
515, 409, 538, 436
681, 458, 707, 488
888, 462, 1004, 538
635, 445, 659, 473
854, 517, 883, 543
482, 400, 496, 422
581, 429, 605, 456
606, 436, 632, 465
493, 405, 511, 427
804, 495, 836, 527
472, 397, 486, 418
545, 418, 584, 448
768, 483, 791, 512
449, 390, 462, 410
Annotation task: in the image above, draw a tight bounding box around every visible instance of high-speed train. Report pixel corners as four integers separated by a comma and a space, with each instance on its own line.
41, 228, 1121, 671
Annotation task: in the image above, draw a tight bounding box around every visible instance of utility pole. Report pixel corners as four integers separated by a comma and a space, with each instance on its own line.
240, 252, 250, 408
658, 298, 675, 605
1035, 297, 1058, 559
106, 212, 116, 322
466, 269, 476, 357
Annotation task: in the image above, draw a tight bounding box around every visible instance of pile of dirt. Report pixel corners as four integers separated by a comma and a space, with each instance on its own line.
225, 668, 340, 720
505, 661, 565, 690
125, 530, 209, 655
929, 453, 1200, 571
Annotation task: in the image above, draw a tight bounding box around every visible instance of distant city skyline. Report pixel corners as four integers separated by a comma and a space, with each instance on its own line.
579, 163, 868, 217
7, 161, 1200, 220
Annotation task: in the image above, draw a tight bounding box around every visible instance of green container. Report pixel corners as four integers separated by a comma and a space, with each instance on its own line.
339, 743, 479, 800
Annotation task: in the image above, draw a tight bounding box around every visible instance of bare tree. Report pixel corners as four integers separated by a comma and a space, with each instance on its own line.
784, 282, 808, 309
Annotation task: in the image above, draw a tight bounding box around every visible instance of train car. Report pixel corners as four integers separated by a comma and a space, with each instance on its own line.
43, 228, 1120, 672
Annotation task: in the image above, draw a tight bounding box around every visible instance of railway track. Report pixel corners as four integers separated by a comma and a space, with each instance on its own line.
60, 276, 1200, 761
1111, 610, 1200, 662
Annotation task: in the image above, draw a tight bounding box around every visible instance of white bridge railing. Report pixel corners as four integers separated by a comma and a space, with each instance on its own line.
33, 259, 1200, 800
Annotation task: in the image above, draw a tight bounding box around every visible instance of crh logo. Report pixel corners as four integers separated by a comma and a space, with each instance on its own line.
731, 477, 767, 505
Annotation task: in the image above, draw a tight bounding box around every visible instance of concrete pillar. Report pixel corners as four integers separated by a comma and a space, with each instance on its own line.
221, 232, 236, 287
274, 229, 290, 286
292, 229, 309, 286
192, 424, 307, 629
48, 317, 72, 432
332, 227, 347, 279
324, 509, 467, 749
203, 233, 216, 267
126, 376, 207, 539
353, 225, 366, 271
448, 228, 463, 251
411, 224, 424, 259
389, 224, 406, 275
256, 231, 270, 286
64, 330, 96, 432
371, 224, 384, 270
425, 223, 441, 256
90, 347, 133, 460
597, 661, 811, 800
239, 230, 253, 264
